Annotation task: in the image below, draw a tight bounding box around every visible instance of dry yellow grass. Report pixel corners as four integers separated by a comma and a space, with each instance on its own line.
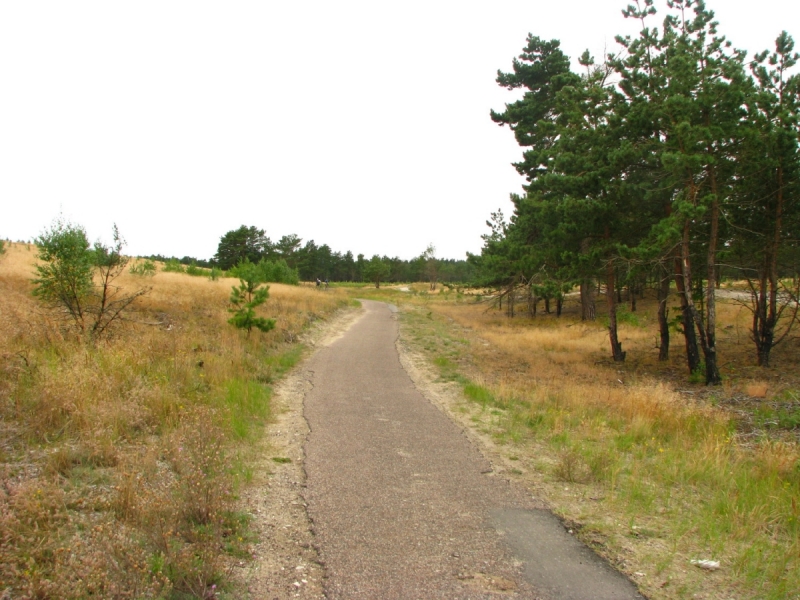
0, 241, 349, 598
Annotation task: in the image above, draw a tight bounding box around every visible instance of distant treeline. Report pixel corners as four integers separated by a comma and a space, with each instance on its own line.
145, 254, 215, 269
145, 226, 476, 284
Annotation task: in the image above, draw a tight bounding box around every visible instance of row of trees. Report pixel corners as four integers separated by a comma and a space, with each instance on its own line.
213, 226, 475, 285
471, 0, 800, 382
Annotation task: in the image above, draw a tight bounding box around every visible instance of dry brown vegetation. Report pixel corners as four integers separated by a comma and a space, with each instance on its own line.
372, 283, 800, 600
0, 242, 349, 599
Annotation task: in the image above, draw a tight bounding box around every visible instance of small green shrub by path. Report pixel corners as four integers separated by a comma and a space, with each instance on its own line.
227, 263, 276, 338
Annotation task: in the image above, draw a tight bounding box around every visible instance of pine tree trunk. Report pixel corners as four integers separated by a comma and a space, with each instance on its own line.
754, 165, 784, 367
753, 268, 774, 366
703, 168, 722, 385
606, 262, 626, 362
556, 296, 563, 317
696, 274, 705, 318
675, 250, 701, 374
580, 279, 596, 321
528, 285, 537, 317
657, 270, 670, 361
679, 216, 718, 383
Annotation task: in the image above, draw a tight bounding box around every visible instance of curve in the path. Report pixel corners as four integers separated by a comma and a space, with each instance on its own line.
302, 300, 645, 600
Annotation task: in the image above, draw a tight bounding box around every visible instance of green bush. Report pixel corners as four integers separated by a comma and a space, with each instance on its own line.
689, 364, 706, 384
229, 258, 299, 285
33, 220, 148, 337
129, 259, 156, 277
32, 219, 95, 325
185, 262, 208, 277
162, 259, 185, 273
601, 306, 642, 328
261, 258, 299, 285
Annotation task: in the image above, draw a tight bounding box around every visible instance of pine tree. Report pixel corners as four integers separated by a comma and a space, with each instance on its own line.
228, 263, 275, 338
731, 31, 800, 365
214, 226, 272, 271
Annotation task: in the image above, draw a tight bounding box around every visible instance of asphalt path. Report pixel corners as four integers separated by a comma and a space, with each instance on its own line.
302, 300, 645, 599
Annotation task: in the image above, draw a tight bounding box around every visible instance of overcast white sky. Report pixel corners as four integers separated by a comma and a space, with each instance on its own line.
2, 1, 798, 261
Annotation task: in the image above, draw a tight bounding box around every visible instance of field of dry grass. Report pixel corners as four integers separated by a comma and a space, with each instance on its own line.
0, 242, 349, 599
363, 283, 800, 600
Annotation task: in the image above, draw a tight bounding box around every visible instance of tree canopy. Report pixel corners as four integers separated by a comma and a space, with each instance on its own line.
214, 226, 272, 271
211, 227, 476, 285
474, 0, 800, 380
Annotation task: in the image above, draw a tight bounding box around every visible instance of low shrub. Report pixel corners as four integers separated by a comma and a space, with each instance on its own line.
185, 262, 204, 276
162, 259, 185, 273
129, 258, 156, 277
229, 258, 299, 285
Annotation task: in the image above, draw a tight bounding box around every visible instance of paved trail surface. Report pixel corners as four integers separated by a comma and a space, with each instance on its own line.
303, 300, 644, 599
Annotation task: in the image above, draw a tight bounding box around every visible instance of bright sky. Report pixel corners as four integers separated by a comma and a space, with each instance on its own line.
2, 1, 798, 261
